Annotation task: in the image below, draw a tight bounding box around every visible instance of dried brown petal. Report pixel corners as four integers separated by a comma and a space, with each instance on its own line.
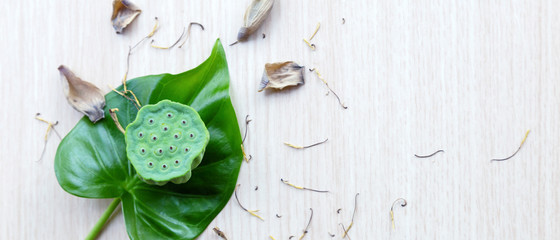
111, 0, 141, 34
258, 61, 305, 92
237, 0, 274, 42
58, 65, 106, 123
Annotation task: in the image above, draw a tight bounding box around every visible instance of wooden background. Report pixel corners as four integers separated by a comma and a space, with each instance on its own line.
1, 0, 559, 239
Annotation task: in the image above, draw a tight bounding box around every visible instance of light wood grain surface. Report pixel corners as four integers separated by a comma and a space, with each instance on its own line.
1, 0, 560, 239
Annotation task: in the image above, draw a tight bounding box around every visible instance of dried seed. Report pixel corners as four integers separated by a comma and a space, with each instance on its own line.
58, 65, 106, 123
258, 61, 305, 92
111, 0, 141, 34
213, 227, 228, 240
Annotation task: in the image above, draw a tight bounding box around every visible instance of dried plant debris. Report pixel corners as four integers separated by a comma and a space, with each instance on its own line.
310, 68, 347, 109
151, 27, 186, 49
342, 193, 359, 238
231, 0, 275, 45
111, 18, 159, 110
35, 113, 61, 161
111, 0, 141, 34
491, 130, 530, 162
340, 223, 351, 240
299, 208, 313, 240
58, 65, 106, 123
258, 61, 305, 92
108, 108, 125, 134
390, 198, 407, 230
303, 23, 320, 50
284, 138, 328, 149
234, 184, 264, 220
415, 149, 444, 158
213, 227, 228, 240
281, 179, 329, 193
178, 22, 205, 48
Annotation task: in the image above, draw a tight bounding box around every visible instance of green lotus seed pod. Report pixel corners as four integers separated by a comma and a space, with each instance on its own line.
125, 100, 210, 185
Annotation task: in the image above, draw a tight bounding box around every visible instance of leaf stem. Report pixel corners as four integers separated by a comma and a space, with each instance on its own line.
85, 198, 121, 240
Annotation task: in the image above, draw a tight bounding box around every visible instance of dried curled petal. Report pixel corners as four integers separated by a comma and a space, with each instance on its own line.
111, 0, 141, 34
58, 65, 106, 123
258, 61, 305, 92
237, 0, 274, 42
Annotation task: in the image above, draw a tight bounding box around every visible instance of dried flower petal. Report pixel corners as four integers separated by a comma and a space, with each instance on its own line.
58, 65, 106, 123
237, 0, 274, 42
258, 61, 304, 92
111, 0, 141, 34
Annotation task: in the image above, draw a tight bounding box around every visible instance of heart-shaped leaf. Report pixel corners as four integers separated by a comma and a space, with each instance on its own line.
55, 39, 243, 239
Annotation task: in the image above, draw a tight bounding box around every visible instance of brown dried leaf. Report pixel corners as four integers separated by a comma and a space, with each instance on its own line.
258, 61, 305, 92
111, 0, 141, 34
58, 65, 106, 123
237, 0, 274, 42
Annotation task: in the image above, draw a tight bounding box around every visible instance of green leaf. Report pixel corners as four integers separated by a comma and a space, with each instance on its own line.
55, 39, 243, 239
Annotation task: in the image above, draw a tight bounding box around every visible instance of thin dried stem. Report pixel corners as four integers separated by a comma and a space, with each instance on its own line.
35, 113, 61, 161
415, 150, 444, 158
303, 23, 320, 50
234, 184, 264, 221
310, 68, 347, 109
339, 223, 352, 240
131, 17, 159, 50
281, 179, 329, 193
109, 85, 140, 110
284, 138, 328, 149
390, 198, 407, 230
298, 208, 313, 240
342, 193, 359, 238
150, 27, 186, 49
491, 130, 530, 162
178, 22, 205, 48
242, 115, 252, 143
109, 108, 125, 134
241, 144, 252, 163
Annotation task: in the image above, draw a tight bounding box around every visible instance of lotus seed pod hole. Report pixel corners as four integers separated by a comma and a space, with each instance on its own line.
138, 132, 144, 138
